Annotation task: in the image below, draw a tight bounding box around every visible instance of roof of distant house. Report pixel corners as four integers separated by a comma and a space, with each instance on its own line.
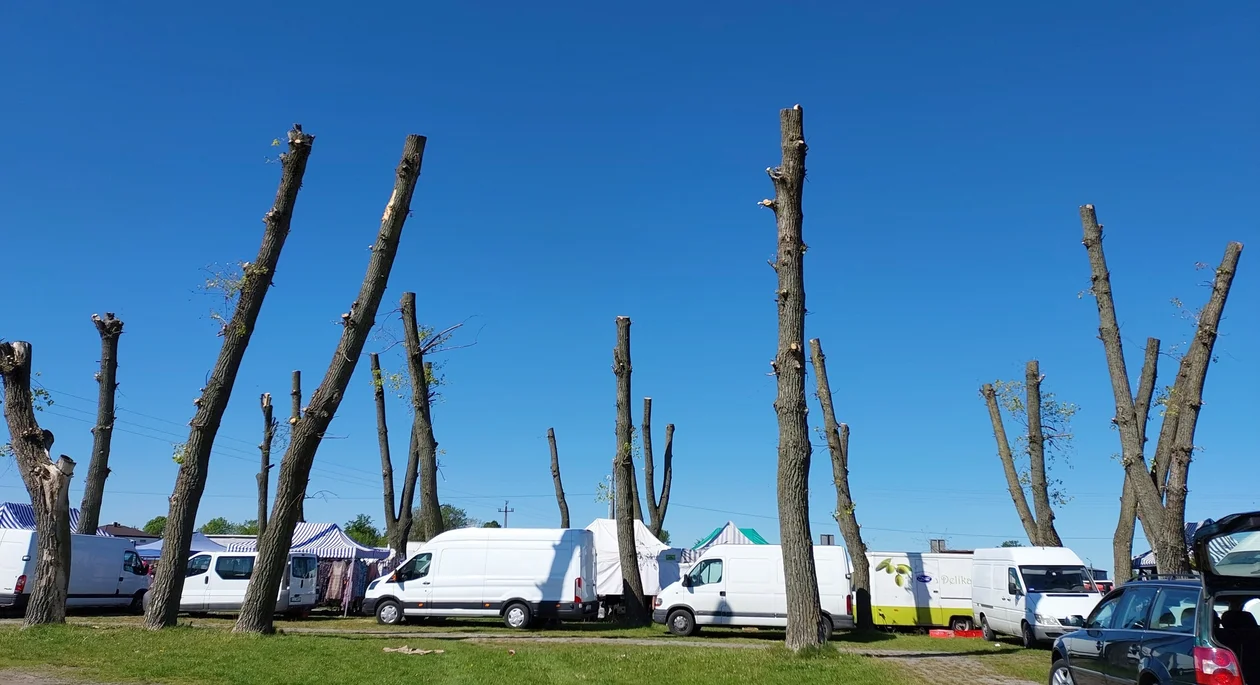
98, 522, 157, 538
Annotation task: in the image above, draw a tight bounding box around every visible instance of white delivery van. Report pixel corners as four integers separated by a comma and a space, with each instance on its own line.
867, 551, 975, 631
0, 530, 150, 614
652, 544, 855, 637
141, 550, 318, 616
971, 546, 1103, 647
364, 527, 599, 629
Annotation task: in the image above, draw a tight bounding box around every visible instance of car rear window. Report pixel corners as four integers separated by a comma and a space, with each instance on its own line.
1205, 531, 1260, 577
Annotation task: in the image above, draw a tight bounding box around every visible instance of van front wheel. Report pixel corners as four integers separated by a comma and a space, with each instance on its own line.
666, 609, 696, 637
503, 602, 533, 629
376, 599, 404, 626
981, 616, 995, 641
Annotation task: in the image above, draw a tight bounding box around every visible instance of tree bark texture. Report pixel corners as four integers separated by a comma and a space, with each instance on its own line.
1024, 361, 1063, 547
764, 105, 823, 650
1080, 206, 1242, 575
808, 339, 871, 630
1113, 337, 1160, 586
642, 398, 674, 539
401, 292, 441, 542
628, 455, 644, 523
1, 342, 76, 627
372, 353, 414, 555
547, 428, 570, 528
257, 393, 276, 545
77, 313, 123, 535
234, 133, 425, 634
613, 316, 649, 625
981, 383, 1042, 545
290, 370, 305, 523
144, 126, 314, 630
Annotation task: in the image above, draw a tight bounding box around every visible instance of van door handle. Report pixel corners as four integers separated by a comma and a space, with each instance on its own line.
204, 577, 209, 584
719, 591, 726, 597
422, 581, 430, 585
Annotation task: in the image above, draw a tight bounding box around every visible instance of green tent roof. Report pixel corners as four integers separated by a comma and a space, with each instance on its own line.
691, 521, 770, 549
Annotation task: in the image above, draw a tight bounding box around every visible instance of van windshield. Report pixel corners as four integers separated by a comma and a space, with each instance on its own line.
1018, 565, 1092, 593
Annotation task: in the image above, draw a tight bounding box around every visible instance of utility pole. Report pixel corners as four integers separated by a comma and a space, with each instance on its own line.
498, 500, 514, 528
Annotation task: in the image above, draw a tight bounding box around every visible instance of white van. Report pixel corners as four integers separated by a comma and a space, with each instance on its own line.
142, 550, 318, 615
867, 551, 975, 631
364, 527, 598, 629
0, 530, 151, 614
971, 547, 1103, 647
652, 544, 855, 637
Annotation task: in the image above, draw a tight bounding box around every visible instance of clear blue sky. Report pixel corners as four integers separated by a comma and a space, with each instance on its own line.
1, 1, 1256, 575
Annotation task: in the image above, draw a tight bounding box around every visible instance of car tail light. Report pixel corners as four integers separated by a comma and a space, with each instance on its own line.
14, 575, 26, 594
846, 594, 853, 616
1195, 646, 1243, 685
574, 577, 582, 603
654, 597, 662, 608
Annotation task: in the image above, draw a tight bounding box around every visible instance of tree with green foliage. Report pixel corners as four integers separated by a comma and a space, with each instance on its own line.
143, 516, 167, 536
482, 520, 501, 528
999, 540, 1024, 548
344, 514, 384, 547
198, 517, 236, 535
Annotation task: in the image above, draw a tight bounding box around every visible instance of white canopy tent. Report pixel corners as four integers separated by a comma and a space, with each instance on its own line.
585, 518, 683, 596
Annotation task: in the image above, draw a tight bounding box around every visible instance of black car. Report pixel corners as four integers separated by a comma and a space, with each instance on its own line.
1049, 511, 1260, 685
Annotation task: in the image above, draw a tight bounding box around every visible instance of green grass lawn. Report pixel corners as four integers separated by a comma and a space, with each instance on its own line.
0, 625, 922, 685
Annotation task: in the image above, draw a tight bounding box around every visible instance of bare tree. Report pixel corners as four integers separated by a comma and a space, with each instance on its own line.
401, 292, 443, 541
256, 392, 276, 544
234, 133, 425, 634
1113, 337, 1160, 586
979, 361, 1069, 547
371, 352, 415, 555
144, 125, 314, 630
77, 313, 124, 535
290, 370, 304, 522
613, 316, 648, 625
761, 104, 822, 650
641, 398, 674, 540
547, 427, 570, 528
2, 343, 75, 627
809, 339, 871, 630
1081, 204, 1242, 575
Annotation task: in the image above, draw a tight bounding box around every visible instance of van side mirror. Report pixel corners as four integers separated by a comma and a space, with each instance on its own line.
681, 575, 692, 588
1008, 582, 1021, 596
1068, 615, 1085, 627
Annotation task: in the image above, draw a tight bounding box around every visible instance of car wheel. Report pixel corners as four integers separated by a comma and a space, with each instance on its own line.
1049, 659, 1074, 685
375, 599, 404, 626
667, 609, 696, 637
129, 591, 146, 615
981, 616, 996, 641
503, 602, 532, 630
949, 617, 973, 632
818, 613, 834, 642
1021, 621, 1037, 648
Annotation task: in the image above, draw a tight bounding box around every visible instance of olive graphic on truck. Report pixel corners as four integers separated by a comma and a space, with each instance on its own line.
875, 558, 914, 588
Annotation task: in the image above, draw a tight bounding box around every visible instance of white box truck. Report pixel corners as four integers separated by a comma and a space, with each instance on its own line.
971, 546, 1103, 647
141, 550, 318, 616
364, 527, 599, 629
867, 551, 975, 631
0, 530, 150, 613
652, 543, 855, 637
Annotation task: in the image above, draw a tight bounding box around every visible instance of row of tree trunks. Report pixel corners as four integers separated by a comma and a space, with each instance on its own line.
233, 133, 427, 634
77, 313, 124, 535
1081, 204, 1242, 576
1, 342, 76, 627
402, 292, 443, 542
547, 428, 570, 528
613, 316, 649, 626
763, 105, 823, 651
257, 392, 276, 545
808, 339, 871, 630
641, 397, 673, 540
144, 125, 315, 630
372, 352, 415, 556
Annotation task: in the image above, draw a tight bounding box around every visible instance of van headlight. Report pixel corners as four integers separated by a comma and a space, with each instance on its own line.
1034, 614, 1060, 626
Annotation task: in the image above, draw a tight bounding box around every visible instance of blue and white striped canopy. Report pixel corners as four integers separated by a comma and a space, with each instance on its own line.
1132, 518, 1237, 569
226, 521, 388, 560
0, 501, 111, 535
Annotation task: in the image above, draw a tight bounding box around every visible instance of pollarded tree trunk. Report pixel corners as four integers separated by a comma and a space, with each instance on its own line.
547, 428, 570, 528
809, 339, 872, 630
1113, 337, 1160, 586
257, 392, 276, 545
1025, 361, 1063, 547
762, 105, 823, 650
234, 133, 425, 634
401, 292, 443, 542
980, 383, 1043, 545
372, 352, 415, 556
628, 455, 644, 523
78, 313, 123, 535
613, 316, 649, 626
1081, 205, 1242, 575
290, 370, 305, 523
145, 125, 314, 630
642, 398, 675, 540
1, 342, 76, 627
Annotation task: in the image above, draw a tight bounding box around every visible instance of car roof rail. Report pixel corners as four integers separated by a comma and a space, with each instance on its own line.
1132, 572, 1200, 581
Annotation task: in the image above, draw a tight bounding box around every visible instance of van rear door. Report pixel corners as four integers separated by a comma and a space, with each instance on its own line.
288, 555, 318, 609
